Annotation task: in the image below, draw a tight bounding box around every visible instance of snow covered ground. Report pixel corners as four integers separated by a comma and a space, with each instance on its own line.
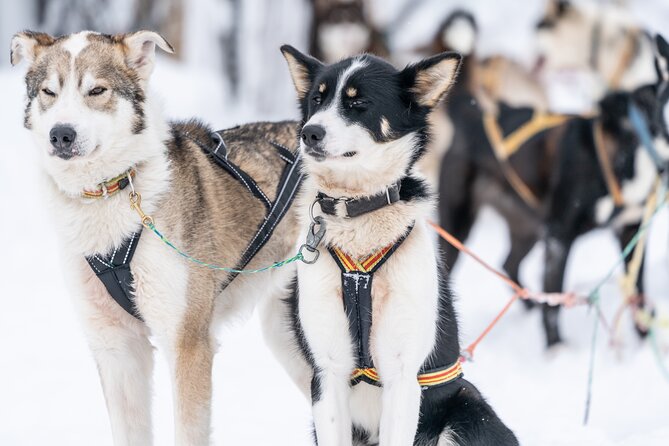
2, 0, 669, 444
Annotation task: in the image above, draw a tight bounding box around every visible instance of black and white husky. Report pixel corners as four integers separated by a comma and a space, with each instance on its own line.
280, 46, 518, 445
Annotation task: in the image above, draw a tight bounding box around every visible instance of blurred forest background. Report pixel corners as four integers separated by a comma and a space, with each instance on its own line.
5, 0, 666, 124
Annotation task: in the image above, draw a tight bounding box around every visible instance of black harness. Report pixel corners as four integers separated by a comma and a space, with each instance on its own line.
327, 227, 412, 386
86, 130, 303, 320
317, 184, 463, 389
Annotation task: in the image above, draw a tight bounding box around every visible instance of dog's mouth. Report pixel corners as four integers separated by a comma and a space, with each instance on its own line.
305, 147, 358, 161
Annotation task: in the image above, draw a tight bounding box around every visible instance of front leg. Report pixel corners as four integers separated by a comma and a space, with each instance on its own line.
75, 266, 153, 446
617, 222, 650, 337
311, 369, 354, 446
135, 257, 215, 446
543, 235, 573, 347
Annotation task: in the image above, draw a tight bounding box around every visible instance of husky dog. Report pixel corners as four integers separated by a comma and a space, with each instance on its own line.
438, 37, 669, 347
535, 0, 657, 99
309, 0, 388, 63
11, 30, 302, 445
280, 46, 518, 445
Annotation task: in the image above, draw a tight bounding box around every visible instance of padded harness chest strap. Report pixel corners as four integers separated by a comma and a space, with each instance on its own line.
86, 231, 143, 320
328, 224, 463, 389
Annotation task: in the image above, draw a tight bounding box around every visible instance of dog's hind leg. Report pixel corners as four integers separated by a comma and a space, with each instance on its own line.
436, 380, 518, 446
259, 285, 313, 398
503, 233, 537, 310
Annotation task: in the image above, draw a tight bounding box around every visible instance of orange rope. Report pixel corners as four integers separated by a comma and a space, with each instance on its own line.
428, 220, 590, 360
460, 293, 520, 361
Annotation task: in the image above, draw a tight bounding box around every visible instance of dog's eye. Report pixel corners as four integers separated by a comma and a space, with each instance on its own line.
348, 99, 365, 109
41, 88, 56, 97
312, 95, 322, 105
89, 86, 107, 96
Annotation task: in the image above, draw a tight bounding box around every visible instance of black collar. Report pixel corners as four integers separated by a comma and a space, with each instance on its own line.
316, 180, 402, 218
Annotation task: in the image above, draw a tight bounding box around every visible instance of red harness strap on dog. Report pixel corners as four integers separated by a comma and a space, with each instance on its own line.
328, 225, 463, 389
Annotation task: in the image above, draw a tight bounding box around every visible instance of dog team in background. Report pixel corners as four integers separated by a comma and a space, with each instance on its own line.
10, 0, 669, 444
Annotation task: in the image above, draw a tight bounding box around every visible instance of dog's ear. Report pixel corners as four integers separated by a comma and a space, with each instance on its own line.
401, 52, 461, 108
280, 45, 323, 100
119, 31, 174, 81
10, 31, 55, 66
655, 34, 669, 81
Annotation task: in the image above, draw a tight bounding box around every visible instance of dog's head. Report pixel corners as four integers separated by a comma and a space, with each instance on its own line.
437, 9, 477, 56
655, 34, 669, 143
535, 2, 651, 89
10, 30, 173, 165
281, 46, 460, 192
312, 0, 372, 63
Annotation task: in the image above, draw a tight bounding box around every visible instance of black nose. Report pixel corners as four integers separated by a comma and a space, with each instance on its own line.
50, 125, 77, 157
301, 125, 326, 148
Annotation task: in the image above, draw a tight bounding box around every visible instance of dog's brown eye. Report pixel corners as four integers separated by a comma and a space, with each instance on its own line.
42, 88, 56, 97
349, 99, 364, 109
89, 87, 107, 96
313, 95, 322, 105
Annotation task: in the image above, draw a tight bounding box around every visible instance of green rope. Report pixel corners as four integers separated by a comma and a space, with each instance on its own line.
649, 326, 669, 383
146, 222, 304, 273
582, 182, 668, 425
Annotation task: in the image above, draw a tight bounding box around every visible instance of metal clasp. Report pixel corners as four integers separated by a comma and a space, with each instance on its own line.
129, 191, 155, 228
299, 216, 327, 264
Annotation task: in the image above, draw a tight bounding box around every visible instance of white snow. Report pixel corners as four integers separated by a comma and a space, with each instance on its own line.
2, 1, 669, 445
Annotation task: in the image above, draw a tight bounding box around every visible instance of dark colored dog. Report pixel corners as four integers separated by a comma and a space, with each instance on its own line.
438, 38, 669, 347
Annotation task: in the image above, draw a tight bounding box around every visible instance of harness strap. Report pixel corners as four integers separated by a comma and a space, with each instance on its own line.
86, 231, 143, 320
351, 360, 463, 389
629, 102, 666, 172
483, 111, 570, 160
206, 133, 273, 211
592, 120, 625, 207
328, 226, 413, 379
483, 113, 542, 208
222, 142, 304, 288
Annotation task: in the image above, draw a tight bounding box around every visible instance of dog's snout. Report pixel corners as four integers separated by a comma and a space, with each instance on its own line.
301, 125, 326, 148
49, 125, 77, 159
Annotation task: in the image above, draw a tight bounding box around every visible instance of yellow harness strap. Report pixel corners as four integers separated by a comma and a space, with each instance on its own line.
483, 112, 569, 208
592, 121, 625, 207
351, 359, 463, 388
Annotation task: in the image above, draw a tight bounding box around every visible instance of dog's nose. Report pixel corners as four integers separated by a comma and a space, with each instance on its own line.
301, 125, 326, 148
50, 125, 77, 156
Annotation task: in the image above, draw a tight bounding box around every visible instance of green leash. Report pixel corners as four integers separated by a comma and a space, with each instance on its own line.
146, 221, 304, 273
128, 190, 323, 274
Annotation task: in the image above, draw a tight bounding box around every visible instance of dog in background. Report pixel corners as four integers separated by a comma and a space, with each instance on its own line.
11, 30, 303, 445
281, 45, 518, 446
535, 0, 658, 105
309, 0, 388, 64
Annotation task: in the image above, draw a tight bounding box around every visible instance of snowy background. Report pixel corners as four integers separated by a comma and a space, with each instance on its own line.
1, 0, 669, 445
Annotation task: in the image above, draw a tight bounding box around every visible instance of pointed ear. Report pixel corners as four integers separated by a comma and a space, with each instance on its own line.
119, 31, 174, 81
654, 34, 669, 81
10, 31, 55, 66
280, 45, 323, 100
402, 52, 462, 108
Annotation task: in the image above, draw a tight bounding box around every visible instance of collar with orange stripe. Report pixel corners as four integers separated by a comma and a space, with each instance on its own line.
81, 168, 136, 199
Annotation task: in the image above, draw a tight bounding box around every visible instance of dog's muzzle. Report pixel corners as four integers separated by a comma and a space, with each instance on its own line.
49, 124, 78, 160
